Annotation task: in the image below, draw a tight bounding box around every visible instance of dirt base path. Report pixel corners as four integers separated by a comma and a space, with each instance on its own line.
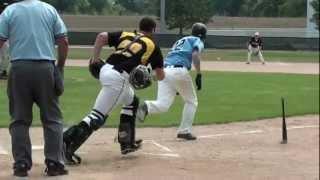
66, 60, 319, 74
0, 115, 318, 180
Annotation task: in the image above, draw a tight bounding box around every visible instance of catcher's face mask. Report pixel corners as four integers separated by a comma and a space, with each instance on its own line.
129, 65, 152, 90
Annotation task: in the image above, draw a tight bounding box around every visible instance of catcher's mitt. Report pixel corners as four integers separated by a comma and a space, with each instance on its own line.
89, 58, 105, 79
129, 65, 152, 90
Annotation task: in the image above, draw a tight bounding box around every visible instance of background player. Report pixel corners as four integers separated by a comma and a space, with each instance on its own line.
0, 41, 9, 79
136, 23, 207, 140
246, 32, 265, 64
0, 1, 9, 79
63, 17, 165, 164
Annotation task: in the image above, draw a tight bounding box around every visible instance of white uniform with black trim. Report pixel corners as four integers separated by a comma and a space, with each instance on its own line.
247, 36, 265, 64
83, 64, 134, 125
82, 31, 163, 126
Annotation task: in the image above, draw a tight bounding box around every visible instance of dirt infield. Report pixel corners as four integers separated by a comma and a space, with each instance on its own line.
66, 60, 319, 75
0, 115, 318, 180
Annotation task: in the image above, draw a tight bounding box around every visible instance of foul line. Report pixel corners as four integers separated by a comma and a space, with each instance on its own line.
199, 125, 319, 139
142, 152, 180, 158
0, 144, 8, 155
287, 125, 319, 130
199, 130, 264, 139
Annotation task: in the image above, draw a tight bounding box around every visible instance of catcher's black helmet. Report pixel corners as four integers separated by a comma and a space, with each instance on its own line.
191, 23, 207, 40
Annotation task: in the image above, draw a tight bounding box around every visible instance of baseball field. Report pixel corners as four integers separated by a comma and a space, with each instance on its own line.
0, 49, 319, 179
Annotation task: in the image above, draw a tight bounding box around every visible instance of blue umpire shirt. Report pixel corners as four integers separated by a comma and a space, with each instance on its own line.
0, 0, 67, 61
165, 36, 204, 70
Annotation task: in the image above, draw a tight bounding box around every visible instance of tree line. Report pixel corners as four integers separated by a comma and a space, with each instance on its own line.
43, 0, 312, 18
39, 0, 319, 33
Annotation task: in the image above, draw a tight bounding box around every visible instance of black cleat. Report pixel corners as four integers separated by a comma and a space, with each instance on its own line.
121, 139, 143, 155
63, 142, 82, 165
13, 163, 28, 177
177, 133, 197, 140
45, 159, 68, 176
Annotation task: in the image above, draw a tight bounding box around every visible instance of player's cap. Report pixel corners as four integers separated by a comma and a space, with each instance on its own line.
254, 32, 260, 36
192, 23, 207, 40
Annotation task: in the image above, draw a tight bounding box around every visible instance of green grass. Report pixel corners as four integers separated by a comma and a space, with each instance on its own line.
0, 68, 318, 128
68, 48, 319, 63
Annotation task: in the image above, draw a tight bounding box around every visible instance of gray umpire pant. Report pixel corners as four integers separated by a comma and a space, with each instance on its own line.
8, 60, 64, 169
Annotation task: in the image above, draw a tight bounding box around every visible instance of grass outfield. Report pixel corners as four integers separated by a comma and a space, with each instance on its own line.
68, 48, 319, 63
0, 68, 318, 127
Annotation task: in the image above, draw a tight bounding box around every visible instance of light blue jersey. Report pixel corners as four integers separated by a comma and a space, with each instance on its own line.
0, 0, 67, 61
165, 36, 204, 70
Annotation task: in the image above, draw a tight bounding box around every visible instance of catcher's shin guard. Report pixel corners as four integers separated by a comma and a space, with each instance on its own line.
118, 96, 142, 154
63, 110, 107, 164
63, 122, 93, 165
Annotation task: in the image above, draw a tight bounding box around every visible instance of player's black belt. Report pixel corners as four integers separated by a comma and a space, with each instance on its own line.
112, 65, 131, 75
165, 64, 184, 68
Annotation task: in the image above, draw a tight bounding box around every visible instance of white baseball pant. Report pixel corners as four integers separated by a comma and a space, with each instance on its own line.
247, 45, 265, 64
145, 67, 198, 134
83, 64, 134, 125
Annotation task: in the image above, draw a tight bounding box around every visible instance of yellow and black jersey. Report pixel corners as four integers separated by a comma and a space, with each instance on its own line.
106, 31, 163, 73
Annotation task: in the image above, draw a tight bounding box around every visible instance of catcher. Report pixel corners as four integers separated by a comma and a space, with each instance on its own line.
246, 32, 265, 65
63, 17, 165, 165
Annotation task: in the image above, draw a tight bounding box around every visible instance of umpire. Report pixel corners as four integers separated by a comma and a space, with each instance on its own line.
0, 0, 69, 177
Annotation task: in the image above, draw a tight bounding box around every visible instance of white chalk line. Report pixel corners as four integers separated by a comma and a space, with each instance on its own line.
0, 144, 9, 155
287, 125, 319, 130
143, 140, 180, 158
150, 140, 173, 153
199, 125, 319, 139
142, 152, 180, 158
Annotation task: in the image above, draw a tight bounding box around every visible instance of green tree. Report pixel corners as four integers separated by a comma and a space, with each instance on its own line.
252, 0, 284, 17
165, 0, 214, 36
43, 0, 110, 14
43, 0, 78, 13
213, 0, 245, 16
114, 0, 159, 15
239, 0, 259, 17
311, 0, 319, 29
115, 0, 144, 14
88, 0, 109, 14
279, 0, 307, 17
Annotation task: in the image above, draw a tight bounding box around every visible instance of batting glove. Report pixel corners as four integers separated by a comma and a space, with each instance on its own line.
195, 73, 202, 91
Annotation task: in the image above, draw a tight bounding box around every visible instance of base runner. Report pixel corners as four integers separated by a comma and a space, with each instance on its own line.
135, 23, 207, 140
